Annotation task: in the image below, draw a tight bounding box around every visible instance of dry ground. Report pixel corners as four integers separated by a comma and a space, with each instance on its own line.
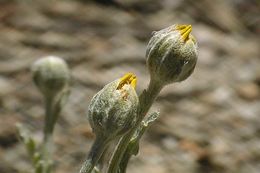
0, 0, 259, 173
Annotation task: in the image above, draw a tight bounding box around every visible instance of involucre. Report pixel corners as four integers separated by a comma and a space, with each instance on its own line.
146, 24, 198, 85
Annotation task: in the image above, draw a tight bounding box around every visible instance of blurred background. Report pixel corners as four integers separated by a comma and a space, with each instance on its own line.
0, 0, 259, 173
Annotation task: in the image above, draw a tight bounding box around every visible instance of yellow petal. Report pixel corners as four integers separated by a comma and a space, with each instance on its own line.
117, 73, 137, 90
176, 25, 192, 42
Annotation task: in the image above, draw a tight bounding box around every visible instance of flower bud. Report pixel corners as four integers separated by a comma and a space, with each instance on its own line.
146, 24, 198, 85
88, 73, 138, 141
31, 56, 70, 98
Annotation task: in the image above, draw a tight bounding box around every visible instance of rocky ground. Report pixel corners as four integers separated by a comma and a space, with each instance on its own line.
0, 0, 259, 173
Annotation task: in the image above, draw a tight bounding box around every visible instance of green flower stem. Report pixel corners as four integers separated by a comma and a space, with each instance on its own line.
43, 95, 55, 159
79, 135, 110, 173
41, 95, 55, 173
44, 96, 55, 139
41, 135, 54, 173
107, 79, 163, 173
119, 111, 160, 173
137, 79, 163, 121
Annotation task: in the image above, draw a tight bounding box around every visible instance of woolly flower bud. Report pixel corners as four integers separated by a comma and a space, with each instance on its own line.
88, 73, 138, 140
146, 24, 198, 85
31, 56, 70, 98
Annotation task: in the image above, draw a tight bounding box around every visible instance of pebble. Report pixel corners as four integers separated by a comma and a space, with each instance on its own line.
236, 82, 259, 100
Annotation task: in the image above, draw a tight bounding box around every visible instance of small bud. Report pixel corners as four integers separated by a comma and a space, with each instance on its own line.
31, 56, 70, 98
146, 24, 198, 85
88, 73, 138, 141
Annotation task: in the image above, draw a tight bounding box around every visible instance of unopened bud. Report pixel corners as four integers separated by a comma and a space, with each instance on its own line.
88, 73, 138, 141
146, 24, 198, 85
31, 56, 70, 98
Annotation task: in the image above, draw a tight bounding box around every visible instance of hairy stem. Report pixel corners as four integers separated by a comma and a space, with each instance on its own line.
44, 96, 55, 140
40, 96, 55, 173
79, 135, 109, 173
107, 79, 163, 173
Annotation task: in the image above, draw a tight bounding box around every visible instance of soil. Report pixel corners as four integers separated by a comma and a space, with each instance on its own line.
0, 0, 259, 173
